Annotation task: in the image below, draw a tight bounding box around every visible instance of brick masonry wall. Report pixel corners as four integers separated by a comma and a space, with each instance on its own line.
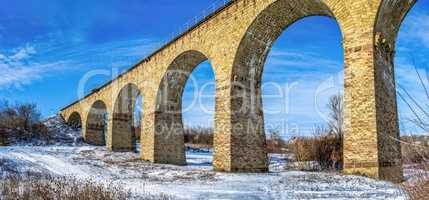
60, 0, 416, 182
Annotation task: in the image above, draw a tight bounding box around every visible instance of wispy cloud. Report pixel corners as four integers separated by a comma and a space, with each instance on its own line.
0, 38, 160, 90
0, 44, 70, 89
266, 49, 342, 71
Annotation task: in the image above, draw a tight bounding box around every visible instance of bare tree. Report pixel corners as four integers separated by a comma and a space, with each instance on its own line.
327, 94, 344, 140
397, 60, 429, 200
397, 61, 429, 134
16, 103, 40, 132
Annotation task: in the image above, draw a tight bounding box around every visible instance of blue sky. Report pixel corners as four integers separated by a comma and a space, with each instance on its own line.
0, 1, 428, 137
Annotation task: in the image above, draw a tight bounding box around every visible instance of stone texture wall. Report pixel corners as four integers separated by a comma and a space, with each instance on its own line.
60, 0, 416, 182
85, 100, 108, 146
109, 83, 140, 152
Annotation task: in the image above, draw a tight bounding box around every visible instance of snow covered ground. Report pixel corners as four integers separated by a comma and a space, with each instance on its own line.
0, 116, 408, 199
0, 145, 406, 199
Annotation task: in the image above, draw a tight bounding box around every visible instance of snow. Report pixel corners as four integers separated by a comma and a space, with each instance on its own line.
0, 146, 406, 199
7, 115, 84, 146
0, 116, 408, 199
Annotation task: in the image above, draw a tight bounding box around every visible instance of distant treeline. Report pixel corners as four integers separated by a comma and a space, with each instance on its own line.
0, 100, 47, 145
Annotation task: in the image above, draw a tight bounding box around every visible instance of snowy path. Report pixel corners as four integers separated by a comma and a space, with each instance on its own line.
0, 146, 406, 199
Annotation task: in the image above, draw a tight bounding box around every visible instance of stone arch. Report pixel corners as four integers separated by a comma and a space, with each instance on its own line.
154, 50, 211, 165
370, 0, 417, 181
85, 100, 108, 146
111, 83, 141, 152
67, 112, 82, 129
225, 0, 339, 172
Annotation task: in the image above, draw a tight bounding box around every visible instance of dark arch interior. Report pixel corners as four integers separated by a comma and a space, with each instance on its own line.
112, 83, 141, 152
86, 100, 108, 146
67, 112, 82, 129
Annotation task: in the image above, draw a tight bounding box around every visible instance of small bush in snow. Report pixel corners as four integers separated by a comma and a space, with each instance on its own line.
266, 131, 288, 154
289, 95, 344, 171
184, 127, 213, 148
291, 129, 342, 171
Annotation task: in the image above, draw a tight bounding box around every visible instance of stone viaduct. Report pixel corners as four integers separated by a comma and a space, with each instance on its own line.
60, 0, 417, 182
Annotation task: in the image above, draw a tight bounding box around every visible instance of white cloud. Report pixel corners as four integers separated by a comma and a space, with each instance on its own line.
267, 49, 342, 69
0, 45, 70, 89
0, 38, 160, 90
10, 45, 36, 61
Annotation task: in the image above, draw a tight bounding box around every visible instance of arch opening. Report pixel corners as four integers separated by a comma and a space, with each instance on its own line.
228, 0, 339, 172
111, 83, 141, 152
67, 112, 82, 129
262, 16, 344, 170
85, 100, 108, 146
154, 50, 211, 165
133, 95, 143, 152
182, 60, 215, 167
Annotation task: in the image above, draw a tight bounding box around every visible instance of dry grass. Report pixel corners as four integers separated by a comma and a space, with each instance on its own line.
401, 135, 429, 164
183, 127, 289, 153
287, 94, 344, 171
291, 129, 342, 171
184, 127, 213, 148
402, 162, 429, 200
400, 136, 429, 199
0, 173, 171, 200
266, 132, 288, 154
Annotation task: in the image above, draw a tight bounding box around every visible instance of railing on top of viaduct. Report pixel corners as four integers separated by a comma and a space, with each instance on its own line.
61, 0, 235, 112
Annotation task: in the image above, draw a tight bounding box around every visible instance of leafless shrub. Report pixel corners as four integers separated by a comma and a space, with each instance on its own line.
327, 94, 343, 141
396, 61, 429, 198
0, 100, 48, 143
0, 173, 172, 200
397, 60, 429, 134
401, 135, 429, 164
266, 130, 288, 153
289, 94, 343, 171
184, 127, 213, 148
291, 127, 342, 171
0, 173, 130, 200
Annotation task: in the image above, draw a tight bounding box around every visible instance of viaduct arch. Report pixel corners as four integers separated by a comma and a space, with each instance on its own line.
67, 112, 82, 129
60, 0, 417, 182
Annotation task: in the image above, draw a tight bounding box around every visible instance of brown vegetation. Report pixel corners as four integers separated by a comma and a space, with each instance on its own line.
397, 63, 429, 199
0, 173, 130, 200
266, 131, 288, 154
0, 173, 172, 200
290, 95, 344, 171
291, 128, 342, 170
400, 135, 429, 199
401, 135, 429, 164
0, 100, 48, 145
184, 127, 213, 148
183, 127, 288, 153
